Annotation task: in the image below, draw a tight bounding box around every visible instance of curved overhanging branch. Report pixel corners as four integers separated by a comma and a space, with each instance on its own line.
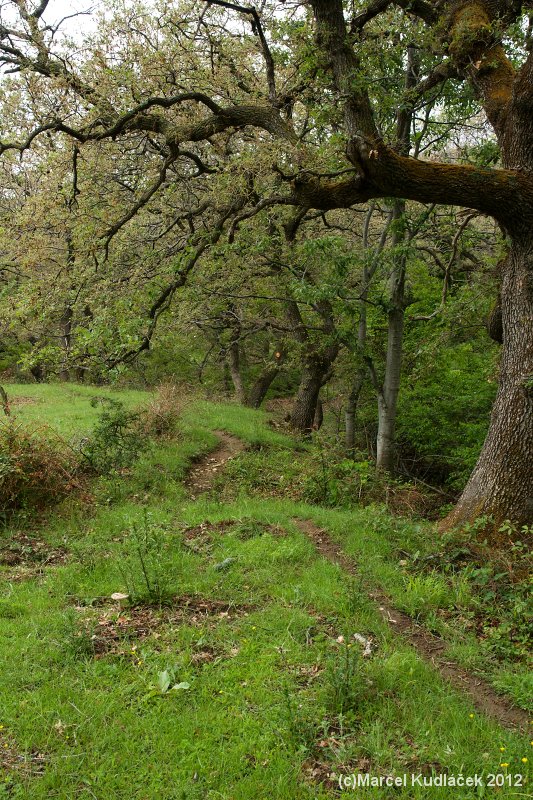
0, 102, 297, 158
290, 148, 533, 234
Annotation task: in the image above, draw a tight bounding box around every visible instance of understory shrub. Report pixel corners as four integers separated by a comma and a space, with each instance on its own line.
79, 397, 146, 474
408, 518, 533, 661
141, 382, 185, 439
0, 420, 79, 514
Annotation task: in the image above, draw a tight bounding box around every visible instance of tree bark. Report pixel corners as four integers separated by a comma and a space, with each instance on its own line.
59, 305, 73, 382
226, 338, 247, 404
442, 237, 533, 527
0, 385, 9, 416
247, 351, 284, 409
290, 359, 326, 433
376, 201, 406, 473
345, 375, 363, 454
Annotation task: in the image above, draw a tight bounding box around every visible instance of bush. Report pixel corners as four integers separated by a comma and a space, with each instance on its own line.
141, 382, 184, 439
0, 420, 78, 514
79, 397, 146, 475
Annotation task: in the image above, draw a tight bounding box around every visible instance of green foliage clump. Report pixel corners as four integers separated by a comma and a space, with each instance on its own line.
397, 342, 497, 488
118, 510, 172, 605
80, 397, 146, 475
409, 518, 532, 662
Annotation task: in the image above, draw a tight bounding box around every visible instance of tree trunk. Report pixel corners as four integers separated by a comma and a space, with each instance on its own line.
290, 363, 324, 433
59, 305, 73, 382
247, 367, 279, 409
442, 237, 533, 528
313, 397, 324, 430
376, 201, 406, 473
290, 343, 338, 433
226, 339, 247, 404
345, 375, 363, 454
0, 385, 9, 416
247, 346, 284, 409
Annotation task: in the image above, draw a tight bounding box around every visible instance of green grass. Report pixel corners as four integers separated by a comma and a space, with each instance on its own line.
4, 383, 148, 438
0, 385, 531, 799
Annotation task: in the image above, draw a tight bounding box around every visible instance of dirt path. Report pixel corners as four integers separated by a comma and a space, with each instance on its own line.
184, 432, 528, 731
293, 519, 529, 731
186, 431, 246, 498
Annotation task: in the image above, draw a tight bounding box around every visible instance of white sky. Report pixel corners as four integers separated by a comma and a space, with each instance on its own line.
42, 0, 101, 35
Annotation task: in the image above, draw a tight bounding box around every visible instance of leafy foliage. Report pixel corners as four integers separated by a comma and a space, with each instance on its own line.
79, 398, 146, 475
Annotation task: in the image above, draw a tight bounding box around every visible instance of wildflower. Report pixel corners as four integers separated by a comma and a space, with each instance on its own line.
522, 758, 528, 764
500, 763, 509, 768
500, 747, 506, 752
469, 714, 474, 719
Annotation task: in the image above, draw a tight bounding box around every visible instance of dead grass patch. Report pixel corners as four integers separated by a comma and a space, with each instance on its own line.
0, 532, 67, 568
73, 594, 253, 657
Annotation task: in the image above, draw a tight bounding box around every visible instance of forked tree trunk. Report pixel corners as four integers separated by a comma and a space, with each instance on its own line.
247, 366, 279, 409
290, 344, 338, 433
290, 363, 325, 433
442, 237, 533, 528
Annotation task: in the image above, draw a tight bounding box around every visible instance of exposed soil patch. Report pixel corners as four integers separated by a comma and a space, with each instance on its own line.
180, 518, 286, 554
9, 395, 42, 407
186, 432, 246, 497
293, 518, 529, 731
0, 532, 67, 568
74, 594, 253, 656
179, 519, 235, 553
0, 728, 47, 779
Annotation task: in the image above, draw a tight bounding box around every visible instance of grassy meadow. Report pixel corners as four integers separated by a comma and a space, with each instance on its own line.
0, 385, 530, 799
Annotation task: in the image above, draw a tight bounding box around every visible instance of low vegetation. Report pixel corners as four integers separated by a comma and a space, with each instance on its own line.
0, 386, 530, 799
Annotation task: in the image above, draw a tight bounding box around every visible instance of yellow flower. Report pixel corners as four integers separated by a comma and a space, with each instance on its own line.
500, 747, 506, 752
469, 714, 474, 719
500, 763, 509, 768
522, 758, 528, 764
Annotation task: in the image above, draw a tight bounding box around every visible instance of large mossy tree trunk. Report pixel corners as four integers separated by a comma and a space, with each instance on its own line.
443, 238, 533, 527
308, 0, 533, 525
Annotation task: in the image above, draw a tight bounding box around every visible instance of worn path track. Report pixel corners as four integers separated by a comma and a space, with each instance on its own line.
187, 433, 529, 731
186, 431, 246, 498
293, 519, 529, 731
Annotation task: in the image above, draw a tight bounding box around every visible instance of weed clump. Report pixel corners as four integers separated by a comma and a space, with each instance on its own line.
141, 382, 184, 439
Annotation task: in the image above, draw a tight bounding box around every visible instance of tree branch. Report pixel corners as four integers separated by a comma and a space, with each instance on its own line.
205, 0, 277, 105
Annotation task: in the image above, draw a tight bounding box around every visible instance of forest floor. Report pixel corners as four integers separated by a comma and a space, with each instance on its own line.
0, 385, 531, 799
